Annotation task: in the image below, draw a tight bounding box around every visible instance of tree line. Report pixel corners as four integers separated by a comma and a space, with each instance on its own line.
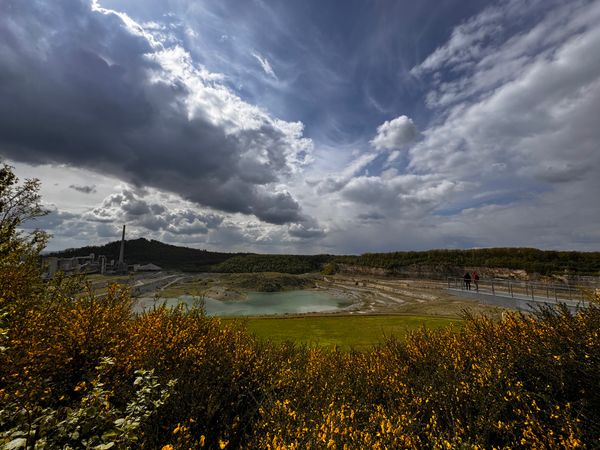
335, 248, 600, 275
52, 240, 600, 275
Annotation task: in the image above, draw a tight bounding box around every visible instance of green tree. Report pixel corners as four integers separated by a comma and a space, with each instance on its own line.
0, 163, 48, 255
0, 164, 49, 313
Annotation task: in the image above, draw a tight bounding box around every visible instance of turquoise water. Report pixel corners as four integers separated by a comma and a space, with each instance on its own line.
154, 290, 352, 316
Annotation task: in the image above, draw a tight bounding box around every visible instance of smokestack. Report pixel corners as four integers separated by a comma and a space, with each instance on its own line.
118, 225, 125, 265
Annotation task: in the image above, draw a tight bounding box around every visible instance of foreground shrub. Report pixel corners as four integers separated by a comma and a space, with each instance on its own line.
2, 280, 600, 449
244, 304, 599, 449
0, 357, 174, 449
5, 282, 599, 449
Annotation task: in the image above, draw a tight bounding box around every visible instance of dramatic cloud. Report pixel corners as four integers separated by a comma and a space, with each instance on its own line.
88, 188, 224, 236
3, 0, 599, 253
370, 116, 418, 151
0, 0, 312, 225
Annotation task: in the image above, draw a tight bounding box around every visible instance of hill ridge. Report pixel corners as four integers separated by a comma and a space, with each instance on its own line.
49, 239, 600, 275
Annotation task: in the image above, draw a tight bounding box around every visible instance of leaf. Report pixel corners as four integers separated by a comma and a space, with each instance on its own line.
3, 438, 27, 450
102, 431, 119, 440
93, 443, 115, 450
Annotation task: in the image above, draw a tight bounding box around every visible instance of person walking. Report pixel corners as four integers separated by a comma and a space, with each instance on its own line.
472, 271, 480, 291
463, 272, 471, 290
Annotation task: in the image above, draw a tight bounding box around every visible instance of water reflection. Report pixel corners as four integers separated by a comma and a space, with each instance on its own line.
145, 290, 352, 316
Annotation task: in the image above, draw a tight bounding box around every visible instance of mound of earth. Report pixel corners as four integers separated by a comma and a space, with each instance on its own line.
220, 272, 316, 292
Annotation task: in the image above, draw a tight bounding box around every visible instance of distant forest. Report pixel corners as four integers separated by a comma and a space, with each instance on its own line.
335, 248, 600, 276
215, 254, 332, 274
50, 239, 600, 275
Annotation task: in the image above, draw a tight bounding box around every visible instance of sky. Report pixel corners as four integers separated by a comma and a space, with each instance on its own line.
1, 0, 600, 254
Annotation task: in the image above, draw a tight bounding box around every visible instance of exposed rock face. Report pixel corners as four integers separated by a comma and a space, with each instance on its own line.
550, 274, 600, 287
472, 268, 529, 280
338, 264, 530, 281
337, 264, 389, 276
338, 264, 600, 285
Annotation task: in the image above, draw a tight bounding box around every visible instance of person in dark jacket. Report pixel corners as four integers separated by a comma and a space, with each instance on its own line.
463, 272, 472, 290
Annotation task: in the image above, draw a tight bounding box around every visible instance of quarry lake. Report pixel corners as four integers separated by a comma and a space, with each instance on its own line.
138, 290, 355, 316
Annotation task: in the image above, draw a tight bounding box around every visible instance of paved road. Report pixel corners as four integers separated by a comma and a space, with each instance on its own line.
448, 287, 588, 313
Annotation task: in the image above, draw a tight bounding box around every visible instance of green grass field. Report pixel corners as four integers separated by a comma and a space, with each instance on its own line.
229, 315, 461, 350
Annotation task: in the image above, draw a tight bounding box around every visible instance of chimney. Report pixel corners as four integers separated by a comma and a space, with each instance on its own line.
118, 225, 125, 265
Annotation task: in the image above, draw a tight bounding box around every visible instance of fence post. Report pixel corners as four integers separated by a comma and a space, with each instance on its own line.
554, 287, 557, 301
492, 280, 495, 296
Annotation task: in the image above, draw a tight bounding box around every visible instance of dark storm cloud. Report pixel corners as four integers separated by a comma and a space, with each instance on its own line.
69, 184, 97, 194
287, 224, 325, 239
357, 211, 386, 222
0, 0, 310, 225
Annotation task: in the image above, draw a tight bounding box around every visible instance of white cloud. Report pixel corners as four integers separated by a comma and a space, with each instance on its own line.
315, 152, 378, 194
87, 188, 225, 235
298, 0, 600, 253
251, 51, 278, 79
340, 174, 458, 215
410, 3, 504, 77
370, 115, 419, 151
408, 4, 600, 180
395, 0, 600, 250
412, 0, 600, 109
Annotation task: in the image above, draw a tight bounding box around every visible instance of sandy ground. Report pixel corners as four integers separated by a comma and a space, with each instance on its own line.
313, 275, 507, 319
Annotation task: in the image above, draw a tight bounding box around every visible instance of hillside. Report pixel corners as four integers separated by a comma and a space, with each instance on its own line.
214, 253, 333, 274
50, 238, 234, 272
50, 240, 600, 276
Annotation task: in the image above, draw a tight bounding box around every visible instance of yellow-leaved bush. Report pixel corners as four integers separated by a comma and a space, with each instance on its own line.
2, 270, 599, 449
